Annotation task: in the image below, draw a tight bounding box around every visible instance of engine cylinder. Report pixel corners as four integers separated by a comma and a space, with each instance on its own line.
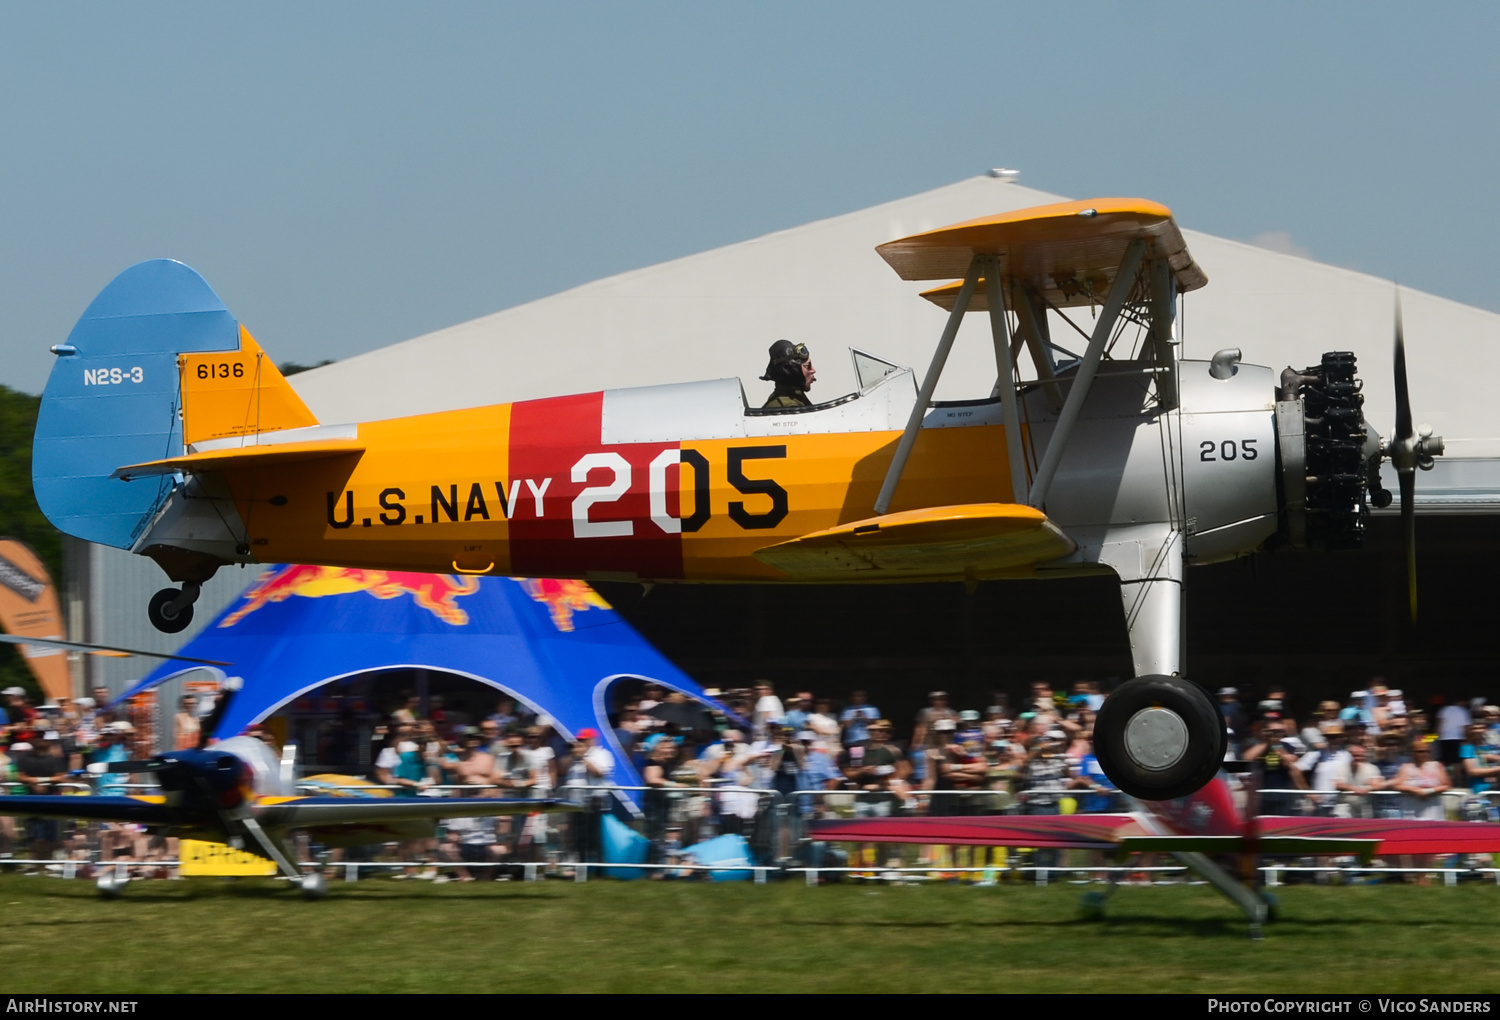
1276, 352, 1375, 550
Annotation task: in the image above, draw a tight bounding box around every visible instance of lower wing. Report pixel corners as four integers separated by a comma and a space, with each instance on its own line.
810, 813, 1148, 851
1257, 816, 1500, 856
0, 795, 179, 825
811, 815, 1377, 859
754, 503, 1074, 581
1118, 835, 1377, 858
250, 795, 580, 829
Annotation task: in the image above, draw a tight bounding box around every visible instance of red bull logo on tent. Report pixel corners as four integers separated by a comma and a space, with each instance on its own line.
219, 565, 481, 628
516, 577, 610, 632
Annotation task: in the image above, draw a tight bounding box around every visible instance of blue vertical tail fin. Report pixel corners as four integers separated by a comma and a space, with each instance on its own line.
32, 260, 241, 550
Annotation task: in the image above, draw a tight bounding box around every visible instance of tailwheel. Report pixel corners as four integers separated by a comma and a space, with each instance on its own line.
147, 584, 199, 634
1094, 675, 1225, 801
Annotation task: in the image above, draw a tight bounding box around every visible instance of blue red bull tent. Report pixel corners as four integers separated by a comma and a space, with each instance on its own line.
120, 566, 722, 792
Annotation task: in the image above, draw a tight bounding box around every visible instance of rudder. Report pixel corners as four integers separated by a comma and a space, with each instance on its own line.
32, 260, 314, 551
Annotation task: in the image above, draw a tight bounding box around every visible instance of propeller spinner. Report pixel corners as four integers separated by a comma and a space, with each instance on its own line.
1382, 294, 1445, 621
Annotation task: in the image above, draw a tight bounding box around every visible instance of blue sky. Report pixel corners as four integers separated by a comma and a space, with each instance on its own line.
2, 1, 1495, 394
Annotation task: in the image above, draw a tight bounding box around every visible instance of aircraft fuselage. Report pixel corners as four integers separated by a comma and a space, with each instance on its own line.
151, 359, 1283, 589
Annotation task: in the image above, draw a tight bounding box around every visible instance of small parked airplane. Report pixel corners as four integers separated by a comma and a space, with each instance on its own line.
811, 777, 1500, 937
31, 198, 1443, 802
0, 686, 575, 898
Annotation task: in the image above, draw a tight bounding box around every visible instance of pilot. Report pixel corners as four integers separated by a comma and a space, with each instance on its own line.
760, 340, 816, 408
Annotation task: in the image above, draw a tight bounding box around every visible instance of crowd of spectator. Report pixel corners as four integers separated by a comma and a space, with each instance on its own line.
0, 675, 1498, 878
1224, 682, 1500, 820
0, 683, 154, 872
606, 680, 1121, 820
596, 678, 1500, 836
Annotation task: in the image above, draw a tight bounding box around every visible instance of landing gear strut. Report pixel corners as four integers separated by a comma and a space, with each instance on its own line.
147, 582, 200, 634
1093, 675, 1225, 801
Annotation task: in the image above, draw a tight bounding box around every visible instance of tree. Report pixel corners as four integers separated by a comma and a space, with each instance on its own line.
0, 385, 65, 698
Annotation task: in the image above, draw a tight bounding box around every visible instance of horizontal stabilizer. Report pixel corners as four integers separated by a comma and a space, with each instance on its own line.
754, 503, 1073, 581
114, 437, 364, 480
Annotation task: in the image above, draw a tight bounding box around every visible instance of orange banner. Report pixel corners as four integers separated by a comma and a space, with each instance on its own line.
0, 540, 71, 703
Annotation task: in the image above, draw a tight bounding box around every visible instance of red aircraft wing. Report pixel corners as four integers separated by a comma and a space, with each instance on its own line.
810, 813, 1149, 851
1255, 815, 1500, 856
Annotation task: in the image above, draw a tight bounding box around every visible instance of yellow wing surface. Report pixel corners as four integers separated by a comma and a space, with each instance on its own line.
753, 502, 1073, 581
880, 197, 1206, 309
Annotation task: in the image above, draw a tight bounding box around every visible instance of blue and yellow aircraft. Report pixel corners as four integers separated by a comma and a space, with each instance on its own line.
0, 713, 574, 898
30, 198, 1441, 801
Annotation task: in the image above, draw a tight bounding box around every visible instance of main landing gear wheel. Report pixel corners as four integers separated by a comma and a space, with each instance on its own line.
148, 587, 195, 634
1094, 675, 1225, 801
95, 873, 127, 899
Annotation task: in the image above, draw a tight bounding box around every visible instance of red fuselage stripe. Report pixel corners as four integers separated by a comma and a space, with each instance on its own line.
507, 392, 685, 579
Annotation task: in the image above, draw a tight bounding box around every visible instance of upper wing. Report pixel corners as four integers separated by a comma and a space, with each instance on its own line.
754, 503, 1074, 582
1257, 816, 1500, 856
251, 795, 579, 829
0, 795, 179, 825
883, 198, 1194, 414
811, 813, 1148, 851
875, 197, 1207, 300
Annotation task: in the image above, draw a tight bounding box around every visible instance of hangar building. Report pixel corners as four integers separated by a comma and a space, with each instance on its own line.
69, 176, 1500, 724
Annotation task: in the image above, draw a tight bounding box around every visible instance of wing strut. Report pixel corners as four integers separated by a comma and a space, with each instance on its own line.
874, 258, 982, 515
1148, 258, 1179, 410
1027, 239, 1146, 510
1170, 852, 1269, 937
240, 815, 303, 880
983, 257, 1030, 504
1012, 284, 1063, 413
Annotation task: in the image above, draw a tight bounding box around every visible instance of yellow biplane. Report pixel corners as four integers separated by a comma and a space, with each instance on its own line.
32, 198, 1441, 800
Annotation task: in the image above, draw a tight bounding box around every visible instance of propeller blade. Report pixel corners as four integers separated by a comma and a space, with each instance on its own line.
197, 676, 242, 749
1393, 293, 1413, 445
1393, 291, 1418, 622
1400, 469, 1417, 622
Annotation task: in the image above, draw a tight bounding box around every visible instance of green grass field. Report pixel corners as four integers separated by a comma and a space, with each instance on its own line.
1, 874, 1497, 993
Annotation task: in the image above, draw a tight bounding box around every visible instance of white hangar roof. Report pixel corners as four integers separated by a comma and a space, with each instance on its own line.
288, 176, 1500, 505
